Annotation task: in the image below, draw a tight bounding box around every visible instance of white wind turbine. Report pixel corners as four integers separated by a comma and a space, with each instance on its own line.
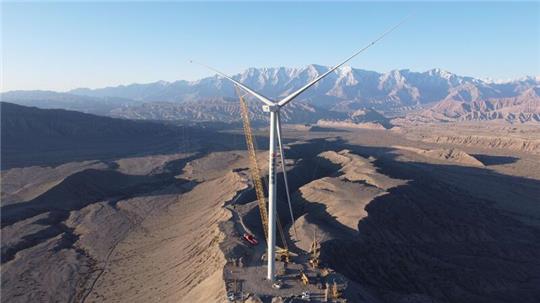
193, 19, 407, 281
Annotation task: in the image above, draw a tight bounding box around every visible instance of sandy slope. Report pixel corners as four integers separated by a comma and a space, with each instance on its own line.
291, 150, 405, 251
399, 123, 540, 155
81, 167, 248, 302
114, 153, 194, 176
283, 138, 540, 303
1, 161, 108, 206
393, 145, 485, 166
2, 124, 540, 303
1, 152, 250, 303
319, 150, 404, 189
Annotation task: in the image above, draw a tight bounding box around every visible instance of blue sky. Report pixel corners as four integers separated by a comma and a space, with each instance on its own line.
2, 1, 539, 91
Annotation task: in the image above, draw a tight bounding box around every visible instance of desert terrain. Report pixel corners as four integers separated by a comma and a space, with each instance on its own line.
2, 103, 540, 302
3, 0, 539, 301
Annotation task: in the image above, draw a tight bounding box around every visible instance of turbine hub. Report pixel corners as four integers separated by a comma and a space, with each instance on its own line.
262, 104, 280, 112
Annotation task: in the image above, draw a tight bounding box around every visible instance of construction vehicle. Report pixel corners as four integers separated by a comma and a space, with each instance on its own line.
276, 247, 290, 263
272, 279, 283, 289
309, 235, 320, 269
308, 229, 321, 268
299, 271, 310, 285
243, 233, 258, 246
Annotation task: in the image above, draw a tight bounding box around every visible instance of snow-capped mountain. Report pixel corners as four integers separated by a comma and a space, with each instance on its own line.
67, 65, 539, 111
3, 65, 539, 125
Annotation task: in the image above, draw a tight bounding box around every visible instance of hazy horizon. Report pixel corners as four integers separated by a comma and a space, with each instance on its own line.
3, 64, 539, 94
2, 1, 539, 92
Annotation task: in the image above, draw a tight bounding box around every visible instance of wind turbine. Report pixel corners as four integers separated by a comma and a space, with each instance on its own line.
192, 19, 407, 281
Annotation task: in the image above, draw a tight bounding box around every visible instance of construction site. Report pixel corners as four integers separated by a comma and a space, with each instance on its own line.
217, 90, 351, 302
222, 234, 349, 303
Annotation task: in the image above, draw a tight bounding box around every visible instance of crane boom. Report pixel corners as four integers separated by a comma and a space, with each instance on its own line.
237, 87, 289, 252
237, 87, 269, 239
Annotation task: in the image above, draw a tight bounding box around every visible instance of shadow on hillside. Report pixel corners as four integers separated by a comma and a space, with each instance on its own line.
0, 167, 200, 263
227, 135, 540, 303
3, 131, 540, 303
299, 141, 540, 303
0, 125, 258, 170
472, 154, 520, 166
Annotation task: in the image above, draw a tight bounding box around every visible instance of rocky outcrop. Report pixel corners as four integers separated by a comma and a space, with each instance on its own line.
393, 146, 485, 167
290, 148, 540, 303
423, 135, 540, 155
400, 87, 540, 124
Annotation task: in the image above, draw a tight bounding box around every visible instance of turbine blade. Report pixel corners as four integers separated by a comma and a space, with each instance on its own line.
277, 16, 410, 107
190, 60, 275, 106
276, 112, 297, 239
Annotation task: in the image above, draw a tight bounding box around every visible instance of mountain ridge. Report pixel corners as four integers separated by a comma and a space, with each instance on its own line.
63, 65, 539, 108
2, 65, 539, 125
397, 87, 540, 124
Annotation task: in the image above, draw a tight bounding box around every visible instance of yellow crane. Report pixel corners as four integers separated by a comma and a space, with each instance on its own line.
309, 229, 320, 269
236, 86, 291, 263
300, 271, 310, 285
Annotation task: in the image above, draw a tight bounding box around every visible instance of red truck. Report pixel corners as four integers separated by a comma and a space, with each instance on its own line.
243, 233, 258, 246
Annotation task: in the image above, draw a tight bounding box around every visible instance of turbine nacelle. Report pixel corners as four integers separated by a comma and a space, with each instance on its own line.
262, 104, 280, 112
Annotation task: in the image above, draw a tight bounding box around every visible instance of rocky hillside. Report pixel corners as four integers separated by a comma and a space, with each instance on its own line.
399, 87, 540, 124
289, 147, 540, 303
109, 97, 346, 124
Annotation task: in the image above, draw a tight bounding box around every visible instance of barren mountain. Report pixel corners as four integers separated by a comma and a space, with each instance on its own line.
67, 66, 538, 110
317, 108, 393, 129
400, 87, 540, 124
109, 98, 345, 124
0, 103, 219, 169
3, 67, 539, 125
108, 98, 394, 129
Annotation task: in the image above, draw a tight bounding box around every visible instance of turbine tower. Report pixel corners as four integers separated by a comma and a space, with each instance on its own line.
193, 19, 407, 281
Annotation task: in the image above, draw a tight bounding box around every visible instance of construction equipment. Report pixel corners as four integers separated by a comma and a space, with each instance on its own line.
272, 279, 283, 289
237, 87, 269, 239
243, 233, 258, 246
309, 230, 320, 269
276, 247, 290, 263
237, 87, 292, 262
300, 271, 310, 285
